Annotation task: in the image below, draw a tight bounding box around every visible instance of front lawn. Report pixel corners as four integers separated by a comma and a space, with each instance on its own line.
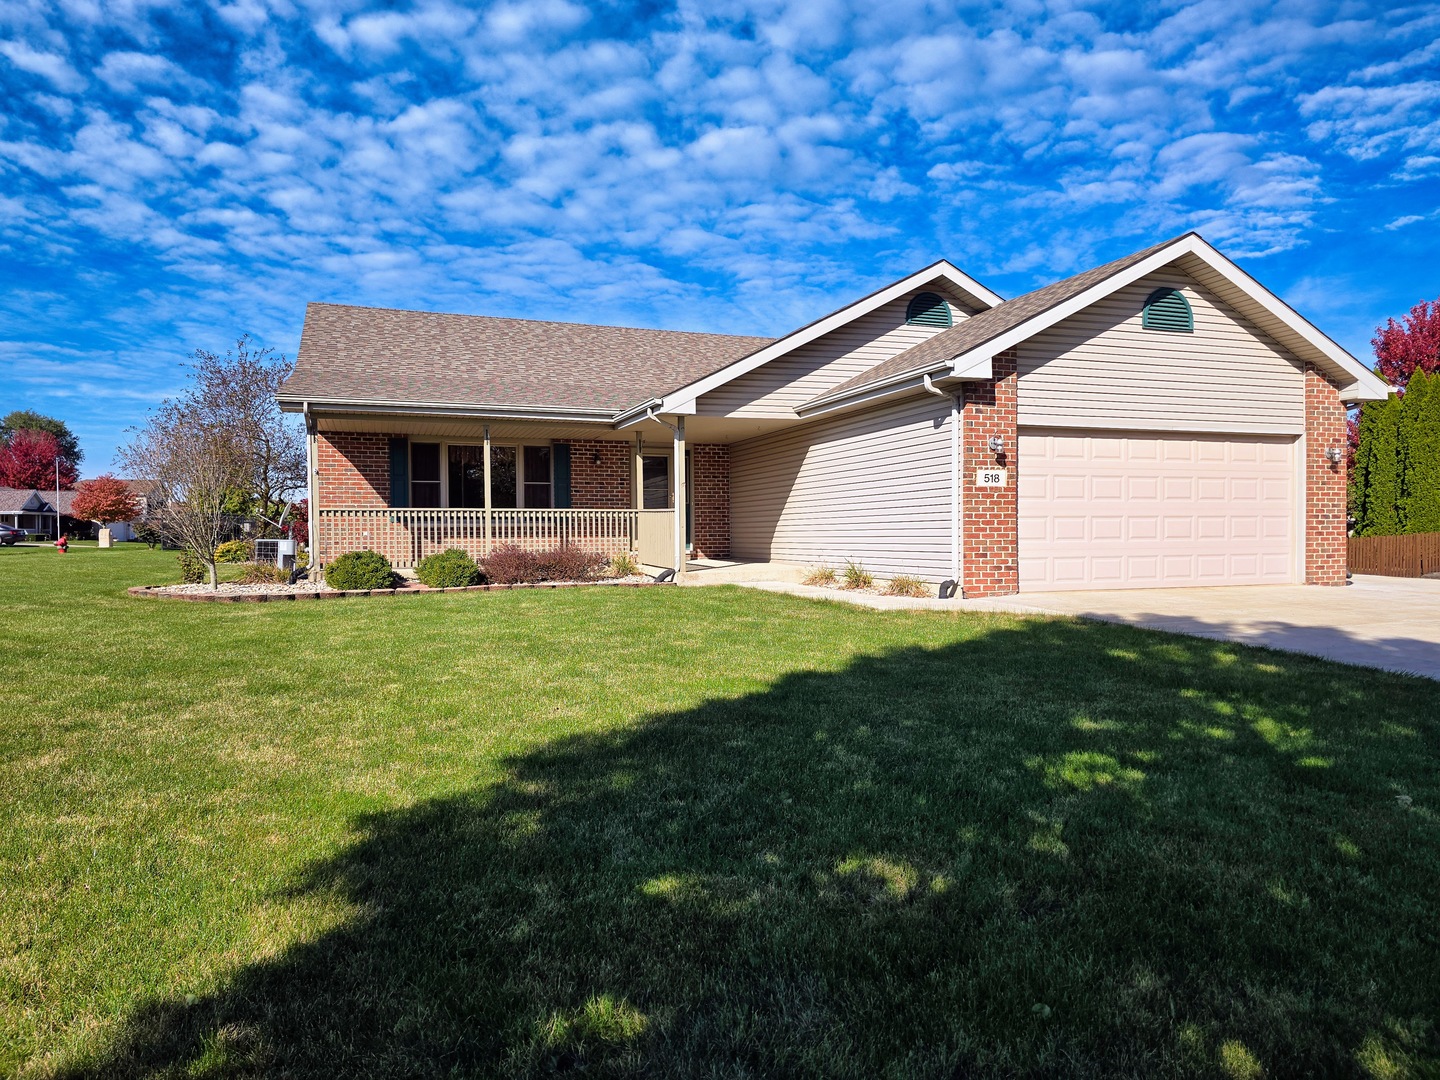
2, 544, 1437, 1077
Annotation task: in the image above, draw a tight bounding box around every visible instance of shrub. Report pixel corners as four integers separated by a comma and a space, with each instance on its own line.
481, 545, 607, 584
133, 521, 162, 549
842, 561, 874, 590
177, 549, 206, 584
215, 539, 254, 563
802, 565, 838, 587
415, 548, 482, 589
236, 562, 289, 585
324, 549, 396, 591
606, 551, 641, 577
884, 574, 929, 598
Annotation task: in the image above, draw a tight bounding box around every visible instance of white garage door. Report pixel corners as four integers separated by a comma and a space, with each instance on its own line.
1019, 430, 1297, 591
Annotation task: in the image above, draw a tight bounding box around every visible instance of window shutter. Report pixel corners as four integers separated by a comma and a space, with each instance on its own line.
1142, 288, 1194, 332
388, 437, 410, 508
905, 292, 953, 328
552, 443, 572, 509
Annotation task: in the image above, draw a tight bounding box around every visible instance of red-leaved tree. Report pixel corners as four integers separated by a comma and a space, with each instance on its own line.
0, 429, 79, 489
1373, 298, 1440, 386
71, 474, 141, 525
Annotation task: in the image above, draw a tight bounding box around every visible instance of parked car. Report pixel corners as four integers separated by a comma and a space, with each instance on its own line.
0, 523, 24, 545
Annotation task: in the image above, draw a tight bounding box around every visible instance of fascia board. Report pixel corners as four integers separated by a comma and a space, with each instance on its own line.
659, 261, 1004, 413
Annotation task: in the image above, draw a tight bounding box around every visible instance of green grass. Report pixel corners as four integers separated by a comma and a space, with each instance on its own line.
2, 544, 1438, 1078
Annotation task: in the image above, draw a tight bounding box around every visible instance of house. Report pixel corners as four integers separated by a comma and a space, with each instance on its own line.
0, 481, 158, 540
277, 233, 1388, 596
0, 487, 58, 536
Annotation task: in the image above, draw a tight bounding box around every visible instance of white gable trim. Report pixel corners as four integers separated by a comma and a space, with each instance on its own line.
943, 234, 1389, 403
652, 261, 1003, 416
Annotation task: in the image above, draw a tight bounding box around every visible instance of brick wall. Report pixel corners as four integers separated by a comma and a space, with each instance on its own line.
314, 432, 392, 561
1305, 365, 1348, 585
962, 350, 1020, 597
560, 439, 632, 508
691, 443, 730, 559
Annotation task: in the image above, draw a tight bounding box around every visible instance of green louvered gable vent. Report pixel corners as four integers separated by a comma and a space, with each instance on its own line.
1142, 287, 1194, 332
905, 292, 952, 328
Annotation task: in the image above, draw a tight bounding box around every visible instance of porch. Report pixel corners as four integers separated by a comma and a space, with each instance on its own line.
317, 506, 678, 570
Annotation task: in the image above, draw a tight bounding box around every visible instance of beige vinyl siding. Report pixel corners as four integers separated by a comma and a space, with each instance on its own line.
1017, 270, 1305, 435
699, 289, 973, 418
730, 395, 951, 580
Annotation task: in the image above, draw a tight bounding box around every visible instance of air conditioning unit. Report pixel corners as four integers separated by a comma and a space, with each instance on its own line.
254, 539, 296, 569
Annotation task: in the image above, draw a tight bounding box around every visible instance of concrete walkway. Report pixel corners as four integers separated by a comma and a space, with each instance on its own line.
714, 576, 1440, 681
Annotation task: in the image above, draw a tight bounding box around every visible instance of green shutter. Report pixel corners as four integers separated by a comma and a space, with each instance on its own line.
552, 443, 572, 509
1142, 288, 1194, 332
388, 437, 409, 508
905, 292, 952, 328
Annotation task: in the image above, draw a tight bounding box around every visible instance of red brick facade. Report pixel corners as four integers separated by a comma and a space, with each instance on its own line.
317, 432, 390, 508
560, 439, 633, 509
1304, 365, 1348, 585
961, 350, 1020, 597
691, 443, 730, 560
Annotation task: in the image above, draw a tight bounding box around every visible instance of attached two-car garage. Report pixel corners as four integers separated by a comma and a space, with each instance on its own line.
1018, 429, 1298, 591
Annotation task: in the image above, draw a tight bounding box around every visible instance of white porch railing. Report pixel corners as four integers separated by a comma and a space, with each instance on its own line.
317, 507, 673, 569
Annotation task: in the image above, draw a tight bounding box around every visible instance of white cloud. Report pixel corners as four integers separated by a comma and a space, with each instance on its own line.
0, 38, 84, 91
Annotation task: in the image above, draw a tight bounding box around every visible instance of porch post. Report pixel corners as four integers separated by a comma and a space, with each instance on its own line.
483, 425, 492, 556
673, 416, 686, 580
633, 434, 643, 511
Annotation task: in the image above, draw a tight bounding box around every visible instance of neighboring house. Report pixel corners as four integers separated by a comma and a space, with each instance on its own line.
277, 232, 1389, 596
0, 487, 58, 536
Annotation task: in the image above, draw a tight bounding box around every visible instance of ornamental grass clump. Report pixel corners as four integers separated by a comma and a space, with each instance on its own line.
802, 565, 838, 587
236, 562, 289, 585
841, 561, 874, 590
884, 574, 929, 598
607, 551, 641, 577
324, 549, 396, 591
415, 548, 483, 589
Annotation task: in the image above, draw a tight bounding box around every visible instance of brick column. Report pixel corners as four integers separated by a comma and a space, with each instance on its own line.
962, 350, 1019, 597
691, 443, 730, 559
561, 439, 632, 508
1305, 365, 1347, 585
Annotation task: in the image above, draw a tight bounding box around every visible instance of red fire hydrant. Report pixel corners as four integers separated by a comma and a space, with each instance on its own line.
55, 534, 68, 555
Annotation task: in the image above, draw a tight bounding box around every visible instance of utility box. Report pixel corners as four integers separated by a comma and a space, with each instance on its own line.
97, 528, 112, 548
275, 538, 297, 570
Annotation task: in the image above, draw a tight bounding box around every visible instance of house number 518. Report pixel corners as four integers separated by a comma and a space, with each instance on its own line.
975, 468, 1008, 487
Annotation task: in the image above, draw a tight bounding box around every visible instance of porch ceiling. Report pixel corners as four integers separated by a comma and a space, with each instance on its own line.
315, 412, 800, 446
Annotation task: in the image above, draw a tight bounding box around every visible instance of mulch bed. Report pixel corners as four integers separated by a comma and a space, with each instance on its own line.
128, 578, 669, 603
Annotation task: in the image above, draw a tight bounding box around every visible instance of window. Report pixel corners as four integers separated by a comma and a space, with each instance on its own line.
1142, 287, 1193, 332
411, 443, 441, 507
905, 292, 952, 328
490, 446, 517, 508
523, 445, 552, 508
447, 445, 486, 507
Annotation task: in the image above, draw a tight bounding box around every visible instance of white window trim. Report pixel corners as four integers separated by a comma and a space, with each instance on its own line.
408, 438, 555, 509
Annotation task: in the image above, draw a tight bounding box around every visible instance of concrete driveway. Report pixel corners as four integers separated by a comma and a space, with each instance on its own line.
966, 575, 1440, 680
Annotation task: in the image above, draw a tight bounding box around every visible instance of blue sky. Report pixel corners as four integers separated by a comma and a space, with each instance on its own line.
1, 0, 1436, 475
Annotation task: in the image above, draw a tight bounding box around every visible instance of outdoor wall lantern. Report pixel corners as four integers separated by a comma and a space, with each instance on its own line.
1325, 446, 1344, 464
987, 435, 1005, 455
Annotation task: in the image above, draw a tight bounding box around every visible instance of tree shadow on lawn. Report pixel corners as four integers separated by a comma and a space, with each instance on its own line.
63, 618, 1440, 1078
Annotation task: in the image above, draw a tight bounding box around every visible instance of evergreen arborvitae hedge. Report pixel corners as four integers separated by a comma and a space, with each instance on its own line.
1351, 370, 1440, 536
1353, 394, 1402, 535
1402, 369, 1440, 532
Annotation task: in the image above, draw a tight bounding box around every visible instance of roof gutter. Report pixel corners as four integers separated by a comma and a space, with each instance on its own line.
276, 396, 616, 424
612, 397, 664, 429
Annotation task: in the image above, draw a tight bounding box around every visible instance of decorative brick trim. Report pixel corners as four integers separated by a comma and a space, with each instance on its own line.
1304, 364, 1347, 585
558, 439, 633, 509
127, 581, 670, 603
691, 443, 730, 559
962, 350, 1019, 597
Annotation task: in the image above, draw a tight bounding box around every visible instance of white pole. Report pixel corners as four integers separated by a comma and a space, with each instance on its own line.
55, 457, 61, 540
951, 389, 963, 587
483, 425, 492, 556
673, 416, 686, 580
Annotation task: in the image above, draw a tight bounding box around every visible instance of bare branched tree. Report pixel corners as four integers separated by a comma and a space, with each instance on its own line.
188, 336, 307, 524
119, 402, 246, 589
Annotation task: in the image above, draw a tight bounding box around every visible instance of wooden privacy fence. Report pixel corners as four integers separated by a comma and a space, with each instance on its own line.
1347, 532, 1440, 577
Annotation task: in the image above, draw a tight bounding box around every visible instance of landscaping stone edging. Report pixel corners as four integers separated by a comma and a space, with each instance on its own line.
127, 580, 673, 603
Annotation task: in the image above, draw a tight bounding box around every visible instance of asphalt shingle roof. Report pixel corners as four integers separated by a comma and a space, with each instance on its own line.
278, 303, 775, 414
809, 234, 1192, 405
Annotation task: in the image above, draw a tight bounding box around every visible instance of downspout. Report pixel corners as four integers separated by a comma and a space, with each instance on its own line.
645, 408, 685, 580
303, 402, 319, 569
923, 375, 963, 599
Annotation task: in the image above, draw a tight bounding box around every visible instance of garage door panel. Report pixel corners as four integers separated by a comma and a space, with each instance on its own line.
1020, 430, 1296, 591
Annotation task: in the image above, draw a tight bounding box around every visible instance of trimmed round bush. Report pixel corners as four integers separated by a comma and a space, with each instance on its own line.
415, 548, 482, 589
214, 539, 254, 563
324, 549, 396, 591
